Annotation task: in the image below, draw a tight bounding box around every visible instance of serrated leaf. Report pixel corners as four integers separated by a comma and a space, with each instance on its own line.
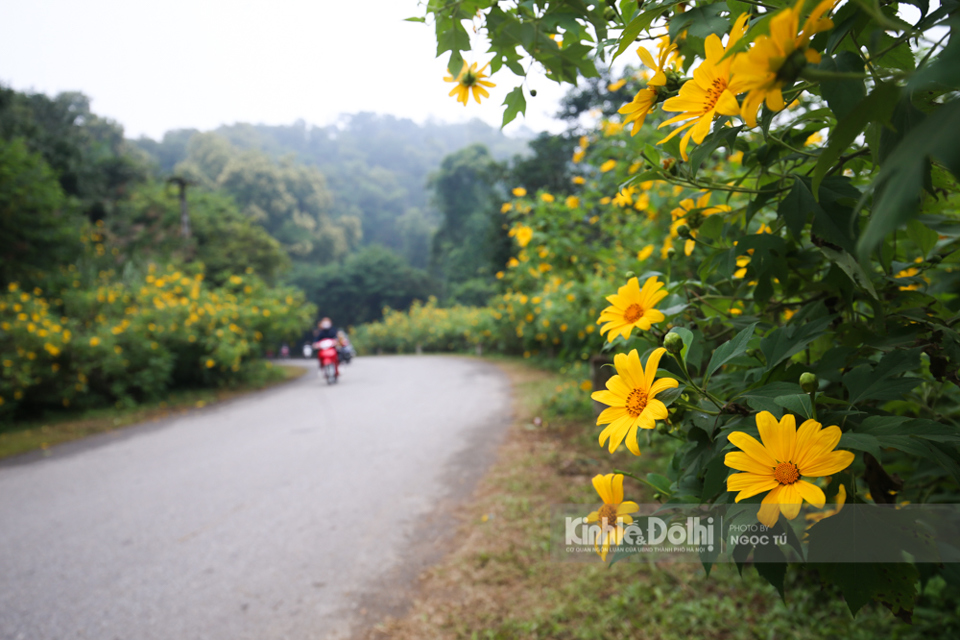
819, 51, 866, 120
501, 86, 526, 128
842, 348, 923, 405
760, 316, 834, 372
838, 432, 882, 459
812, 82, 899, 199
705, 322, 757, 382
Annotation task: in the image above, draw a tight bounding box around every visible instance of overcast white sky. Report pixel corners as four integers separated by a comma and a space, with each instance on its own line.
0, 0, 573, 140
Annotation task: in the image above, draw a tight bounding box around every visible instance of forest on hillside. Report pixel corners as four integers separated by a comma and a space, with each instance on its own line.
0, 80, 570, 419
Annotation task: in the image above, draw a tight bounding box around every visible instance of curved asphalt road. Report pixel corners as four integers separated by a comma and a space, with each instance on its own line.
0, 356, 511, 640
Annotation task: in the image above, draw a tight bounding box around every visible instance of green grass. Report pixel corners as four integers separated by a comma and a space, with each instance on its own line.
0, 363, 306, 460
370, 358, 954, 640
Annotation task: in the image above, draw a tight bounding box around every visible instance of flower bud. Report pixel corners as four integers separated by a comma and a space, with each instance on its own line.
664, 332, 684, 354
666, 247, 676, 258
530, 89, 538, 97
800, 372, 818, 393
676, 224, 691, 238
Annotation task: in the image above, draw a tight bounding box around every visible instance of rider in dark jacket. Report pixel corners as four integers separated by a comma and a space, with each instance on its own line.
313, 318, 340, 376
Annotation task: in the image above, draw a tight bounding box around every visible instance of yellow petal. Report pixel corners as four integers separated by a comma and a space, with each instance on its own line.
612, 473, 624, 503
795, 479, 826, 509
728, 431, 777, 467
757, 411, 795, 463
592, 473, 613, 503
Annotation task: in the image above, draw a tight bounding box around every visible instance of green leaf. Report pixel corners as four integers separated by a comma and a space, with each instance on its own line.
668, 4, 728, 41
646, 473, 674, 495
656, 384, 685, 408
812, 82, 899, 199
700, 454, 729, 500
501, 87, 527, 128
838, 432, 883, 459
688, 125, 742, 178
858, 99, 960, 260
814, 563, 918, 617
906, 219, 939, 258
404, 16, 425, 23
774, 393, 814, 419
754, 543, 788, 601
817, 245, 878, 299
613, 11, 660, 61
819, 51, 866, 120
760, 316, 834, 372
705, 322, 758, 381
842, 348, 923, 405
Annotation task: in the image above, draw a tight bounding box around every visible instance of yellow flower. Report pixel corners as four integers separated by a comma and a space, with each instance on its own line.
444, 60, 496, 106
512, 187, 527, 197
586, 473, 639, 561
572, 176, 585, 185
540, 193, 555, 203
501, 202, 513, 213
637, 244, 654, 261
659, 14, 750, 160
725, 411, 855, 527
591, 348, 678, 454
206, 359, 216, 368
670, 192, 730, 256
732, 0, 839, 127
612, 186, 635, 207
565, 195, 580, 208
804, 131, 823, 146
507, 257, 520, 268
599, 159, 617, 172
597, 275, 668, 342
734, 256, 751, 279
607, 78, 627, 92
619, 36, 679, 135
806, 484, 846, 525
509, 225, 534, 248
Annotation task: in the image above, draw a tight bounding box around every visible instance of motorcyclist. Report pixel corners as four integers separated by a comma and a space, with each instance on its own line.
313, 318, 340, 377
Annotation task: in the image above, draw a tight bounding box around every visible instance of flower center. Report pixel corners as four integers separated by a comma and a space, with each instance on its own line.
774, 461, 800, 485
623, 303, 644, 323
461, 70, 478, 87
598, 504, 620, 529
625, 388, 648, 417
703, 77, 728, 112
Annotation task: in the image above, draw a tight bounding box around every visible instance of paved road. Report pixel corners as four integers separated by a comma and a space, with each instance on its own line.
0, 356, 511, 640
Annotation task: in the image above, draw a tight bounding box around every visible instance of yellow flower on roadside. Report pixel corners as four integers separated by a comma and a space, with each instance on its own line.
509, 225, 534, 248
586, 473, 639, 561
572, 176, 586, 185
620, 36, 679, 135
512, 187, 527, 197
600, 159, 617, 172
725, 411, 855, 527
501, 202, 513, 213
597, 276, 668, 342
89, 337, 101, 346
565, 195, 580, 208
591, 348, 678, 455
659, 14, 750, 160
637, 244, 654, 261
732, 0, 839, 127
444, 60, 496, 106
540, 193, 555, 203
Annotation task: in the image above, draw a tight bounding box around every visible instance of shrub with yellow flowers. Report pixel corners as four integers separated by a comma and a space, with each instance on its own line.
1, 258, 314, 417
418, 0, 960, 620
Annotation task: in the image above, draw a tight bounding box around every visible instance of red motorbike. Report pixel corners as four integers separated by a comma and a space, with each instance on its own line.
314, 338, 339, 384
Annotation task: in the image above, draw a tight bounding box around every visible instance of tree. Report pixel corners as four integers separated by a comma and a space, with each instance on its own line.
287, 246, 437, 327
0, 138, 82, 285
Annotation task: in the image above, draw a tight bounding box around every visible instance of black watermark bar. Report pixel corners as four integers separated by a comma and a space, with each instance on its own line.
550, 503, 960, 563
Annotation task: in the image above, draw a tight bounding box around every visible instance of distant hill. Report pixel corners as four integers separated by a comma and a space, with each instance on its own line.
132, 115, 530, 268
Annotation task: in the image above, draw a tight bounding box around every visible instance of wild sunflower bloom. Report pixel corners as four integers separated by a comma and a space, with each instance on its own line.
619, 36, 679, 135
732, 0, 839, 127
586, 473, 639, 561
444, 61, 496, 106
725, 411, 855, 527
509, 224, 533, 248
597, 276, 668, 342
669, 192, 730, 256
592, 348, 678, 455
659, 14, 749, 160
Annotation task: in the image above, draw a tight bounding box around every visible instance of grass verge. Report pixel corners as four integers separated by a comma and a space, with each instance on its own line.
360, 357, 932, 640
0, 363, 306, 460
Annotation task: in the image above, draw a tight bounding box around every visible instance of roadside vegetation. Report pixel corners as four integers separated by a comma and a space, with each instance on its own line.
364, 359, 958, 639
